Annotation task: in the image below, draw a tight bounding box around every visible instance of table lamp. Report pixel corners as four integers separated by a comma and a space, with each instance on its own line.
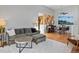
0, 18, 6, 33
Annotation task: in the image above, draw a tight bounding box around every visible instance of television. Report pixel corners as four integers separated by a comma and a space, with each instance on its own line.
58, 16, 73, 25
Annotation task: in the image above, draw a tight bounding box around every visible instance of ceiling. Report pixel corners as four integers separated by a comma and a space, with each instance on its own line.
45, 5, 79, 10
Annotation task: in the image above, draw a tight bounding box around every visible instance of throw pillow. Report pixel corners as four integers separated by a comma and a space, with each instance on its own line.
7, 29, 16, 36
31, 28, 37, 33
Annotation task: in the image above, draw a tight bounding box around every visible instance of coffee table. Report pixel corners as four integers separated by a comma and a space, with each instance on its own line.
15, 36, 33, 53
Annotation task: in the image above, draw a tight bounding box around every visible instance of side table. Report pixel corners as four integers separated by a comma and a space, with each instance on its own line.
15, 36, 33, 53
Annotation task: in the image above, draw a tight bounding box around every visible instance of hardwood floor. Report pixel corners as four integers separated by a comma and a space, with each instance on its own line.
45, 33, 69, 44
45, 33, 79, 53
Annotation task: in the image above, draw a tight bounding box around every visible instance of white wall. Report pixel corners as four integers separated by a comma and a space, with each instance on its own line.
0, 5, 54, 29
1, 5, 79, 36
54, 6, 79, 36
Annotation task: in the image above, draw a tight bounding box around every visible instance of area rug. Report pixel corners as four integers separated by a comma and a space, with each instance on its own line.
0, 39, 72, 53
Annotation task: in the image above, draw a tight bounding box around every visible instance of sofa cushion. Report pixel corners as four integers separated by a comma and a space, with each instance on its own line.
20, 28, 25, 34
25, 33, 32, 36
9, 35, 16, 40
24, 28, 32, 33
32, 34, 46, 44
15, 28, 25, 34
33, 34, 46, 39
15, 34, 26, 38
15, 29, 21, 35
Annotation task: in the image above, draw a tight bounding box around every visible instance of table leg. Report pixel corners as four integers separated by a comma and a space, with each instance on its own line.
76, 40, 79, 49
24, 41, 32, 48
1, 35, 3, 46
67, 40, 69, 46
19, 44, 21, 53
16, 43, 28, 53
30, 41, 32, 48
16, 41, 32, 53
1, 34, 4, 47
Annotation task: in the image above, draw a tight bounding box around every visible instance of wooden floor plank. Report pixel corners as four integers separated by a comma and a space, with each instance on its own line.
45, 33, 79, 53
45, 33, 69, 44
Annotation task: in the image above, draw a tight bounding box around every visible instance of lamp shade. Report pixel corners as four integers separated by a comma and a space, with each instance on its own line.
0, 18, 6, 27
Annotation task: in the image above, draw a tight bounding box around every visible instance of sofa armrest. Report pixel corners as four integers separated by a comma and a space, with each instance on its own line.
6, 32, 16, 40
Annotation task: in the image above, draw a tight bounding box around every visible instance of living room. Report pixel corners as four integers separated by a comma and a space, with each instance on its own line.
0, 5, 79, 53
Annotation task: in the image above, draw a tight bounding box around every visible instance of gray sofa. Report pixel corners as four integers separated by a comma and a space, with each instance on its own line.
7, 28, 46, 45
15, 28, 40, 36
32, 34, 46, 44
